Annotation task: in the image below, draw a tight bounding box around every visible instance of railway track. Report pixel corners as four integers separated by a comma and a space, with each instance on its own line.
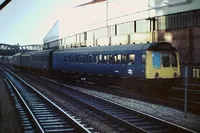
59, 77, 200, 116
171, 87, 200, 101
75, 79, 200, 115
156, 87, 200, 114
0, 68, 94, 133
17, 72, 196, 133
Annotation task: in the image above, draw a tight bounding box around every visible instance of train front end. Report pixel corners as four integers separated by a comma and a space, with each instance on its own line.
145, 42, 181, 90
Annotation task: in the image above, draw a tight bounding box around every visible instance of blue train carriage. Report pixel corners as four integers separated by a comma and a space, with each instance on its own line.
20, 52, 34, 72
52, 44, 145, 82
52, 42, 180, 91
11, 52, 23, 69
30, 49, 54, 75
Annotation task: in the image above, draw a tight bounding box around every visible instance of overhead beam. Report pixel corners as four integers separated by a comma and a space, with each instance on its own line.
75, 0, 105, 7
0, 0, 11, 11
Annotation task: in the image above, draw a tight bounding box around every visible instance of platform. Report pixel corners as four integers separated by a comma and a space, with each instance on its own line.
0, 73, 23, 133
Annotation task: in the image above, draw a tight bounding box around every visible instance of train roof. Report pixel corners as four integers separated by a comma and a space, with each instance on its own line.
12, 52, 23, 56
30, 49, 53, 55
54, 42, 176, 54
54, 43, 153, 54
20, 49, 53, 56
21, 51, 34, 56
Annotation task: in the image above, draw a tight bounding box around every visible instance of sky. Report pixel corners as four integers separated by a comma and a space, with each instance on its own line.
0, 0, 92, 45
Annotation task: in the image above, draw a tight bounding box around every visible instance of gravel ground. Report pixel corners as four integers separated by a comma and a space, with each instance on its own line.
66, 84, 200, 132
39, 88, 119, 133
21, 74, 200, 132
21, 75, 121, 133
0, 74, 23, 133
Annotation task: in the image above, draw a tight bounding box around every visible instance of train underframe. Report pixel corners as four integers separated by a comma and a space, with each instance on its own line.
15, 66, 177, 95
52, 70, 177, 95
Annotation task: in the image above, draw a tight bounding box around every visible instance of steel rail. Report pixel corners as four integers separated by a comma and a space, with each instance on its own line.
44, 77, 197, 133
2, 68, 92, 133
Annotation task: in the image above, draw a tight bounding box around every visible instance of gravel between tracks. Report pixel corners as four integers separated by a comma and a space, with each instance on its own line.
21, 74, 200, 132
22, 76, 120, 133
67, 85, 200, 132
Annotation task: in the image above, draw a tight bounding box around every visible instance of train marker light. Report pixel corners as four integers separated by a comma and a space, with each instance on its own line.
155, 72, 159, 79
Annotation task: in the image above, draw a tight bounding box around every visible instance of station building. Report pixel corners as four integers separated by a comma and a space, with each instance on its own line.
43, 0, 200, 66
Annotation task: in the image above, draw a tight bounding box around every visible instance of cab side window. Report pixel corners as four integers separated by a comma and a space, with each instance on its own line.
171, 53, 177, 67
142, 53, 146, 64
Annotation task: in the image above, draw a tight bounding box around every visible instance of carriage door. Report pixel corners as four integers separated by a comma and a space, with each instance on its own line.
141, 51, 146, 78
127, 54, 135, 76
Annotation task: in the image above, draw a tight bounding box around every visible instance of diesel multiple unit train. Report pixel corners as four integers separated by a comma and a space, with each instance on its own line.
12, 42, 180, 91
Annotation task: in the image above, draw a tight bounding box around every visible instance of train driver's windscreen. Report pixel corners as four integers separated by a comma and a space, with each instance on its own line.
152, 52, 178, 68
152, 52, 161, 68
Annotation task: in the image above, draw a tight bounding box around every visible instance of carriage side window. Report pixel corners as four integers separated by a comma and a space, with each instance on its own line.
117, 54, 121, 64
82, 55, 85, 63
75, 55, 79, 63
109, 55, 114, 64
114, 55, 117, 64
106, 55, 110, 64
83, 55, 88, 63
80, 55, 83, 63
64, 55, 67, 63
68, 55, 71, 63
121, 55, 127, 64
128, 54, 135, 65
85, 55, 87, 63
152, 52, 161, 68
88, 55, 92, 64
94, 55, 98, 64
72, 55, 75, 63
161, 53, 170, 67
171, 53, 177, 67
71, 55, 73, 63
70, 55, 73, 63
142, 53, 146, 64
99, 54, 102, 63
103, 55, 107, 64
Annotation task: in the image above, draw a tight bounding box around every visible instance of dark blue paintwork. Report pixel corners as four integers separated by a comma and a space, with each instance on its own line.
31, 50, 53, 70
52, 43, 153, 79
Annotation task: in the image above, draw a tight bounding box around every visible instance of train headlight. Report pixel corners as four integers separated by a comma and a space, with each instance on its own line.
155, 72, 159, 79
174, 72, 177, 78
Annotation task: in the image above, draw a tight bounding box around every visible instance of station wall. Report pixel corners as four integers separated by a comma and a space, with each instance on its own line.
43, 0, 200, 65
